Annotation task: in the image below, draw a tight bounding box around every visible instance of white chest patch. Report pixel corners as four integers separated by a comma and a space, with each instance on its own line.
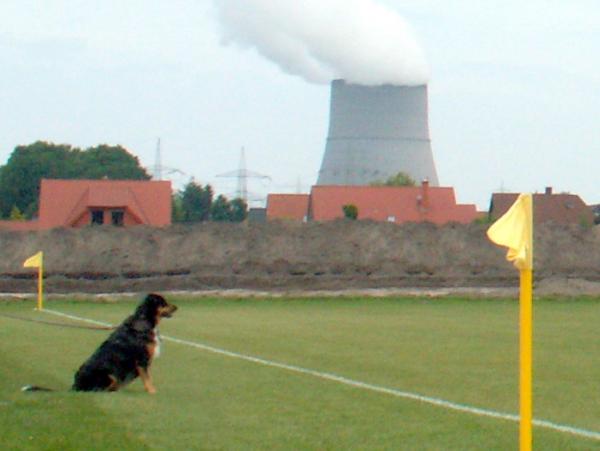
153, 327, 161, 358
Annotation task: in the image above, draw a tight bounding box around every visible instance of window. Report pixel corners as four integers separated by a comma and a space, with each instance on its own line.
111, 210, 124, 226
91, 210, 104, 225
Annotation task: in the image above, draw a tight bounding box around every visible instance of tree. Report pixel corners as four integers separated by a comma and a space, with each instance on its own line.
9, 205, 25, 220
230, 198, 248, 222
172, 183, 247, 223
0, 141, 151, 218
180, 181, 213, 222
77, 144, 150, 180
210, 195, 233, 222
370, 171, 416, 187
171, 192, 185, 223
0, 142, 75, 217
342, 204, 358, 220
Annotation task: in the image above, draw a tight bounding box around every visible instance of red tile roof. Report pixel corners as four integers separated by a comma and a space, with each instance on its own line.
266, 194, 310, 221
266, 183, 481, 225
16, 179, 173, 229
309, 184, 480, 224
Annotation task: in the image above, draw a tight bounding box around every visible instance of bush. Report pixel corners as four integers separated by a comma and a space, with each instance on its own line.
342, 204, 358, 220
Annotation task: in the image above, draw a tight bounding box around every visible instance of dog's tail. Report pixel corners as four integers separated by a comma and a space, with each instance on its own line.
21, 385, 54, 392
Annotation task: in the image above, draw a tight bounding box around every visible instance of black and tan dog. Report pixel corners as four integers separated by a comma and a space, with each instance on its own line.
72, 293, 177, 393
23, 293, 177, 394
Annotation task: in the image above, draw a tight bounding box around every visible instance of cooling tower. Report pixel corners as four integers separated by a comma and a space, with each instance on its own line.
316, 80, 439, 186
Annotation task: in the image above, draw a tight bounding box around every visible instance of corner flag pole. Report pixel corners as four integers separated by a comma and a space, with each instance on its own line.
23, 251, 44, 310
520, 267, 533, 451
37, 258, 44, 311
520, 193, 534, 451
486, 193, 533, 451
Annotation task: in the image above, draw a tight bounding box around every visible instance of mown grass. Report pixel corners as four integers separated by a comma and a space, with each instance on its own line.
1, 295, 599, 450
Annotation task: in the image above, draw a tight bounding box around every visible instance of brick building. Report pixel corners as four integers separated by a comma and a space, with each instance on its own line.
267, 181, 481, 225
0, 179, 172, 230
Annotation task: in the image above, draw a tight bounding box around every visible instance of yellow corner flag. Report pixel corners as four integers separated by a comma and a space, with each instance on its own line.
487, 193, 533, 451
487, 193, 533, 270
23, 251, 44, 310
23, 251, 43, 268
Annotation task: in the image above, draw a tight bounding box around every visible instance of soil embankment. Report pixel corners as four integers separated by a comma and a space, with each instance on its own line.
1, 221, 599, 296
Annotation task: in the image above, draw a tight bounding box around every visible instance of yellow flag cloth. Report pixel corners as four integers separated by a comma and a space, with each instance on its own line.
487, 193, 533, 270
23, 251, 43, 268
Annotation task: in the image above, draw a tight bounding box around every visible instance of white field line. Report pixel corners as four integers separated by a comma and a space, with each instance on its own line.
42, 308, 600, 442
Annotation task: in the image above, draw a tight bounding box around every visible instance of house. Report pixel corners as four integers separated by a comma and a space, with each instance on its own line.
266, 194, 310, 221
0, 179, 172, 231
489, 187, 593, 226
247, 207, 268, 223
266, 181, 481, 225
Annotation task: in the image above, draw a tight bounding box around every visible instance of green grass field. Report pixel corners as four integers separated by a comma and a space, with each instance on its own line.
1, 295, 599, 450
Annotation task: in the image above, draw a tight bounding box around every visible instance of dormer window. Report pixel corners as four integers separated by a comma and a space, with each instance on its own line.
111, 210, 124, 226
91, 210, 104, 225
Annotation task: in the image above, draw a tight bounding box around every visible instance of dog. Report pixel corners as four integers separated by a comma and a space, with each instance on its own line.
72, 293, 177, 393
23, 293, 177, 394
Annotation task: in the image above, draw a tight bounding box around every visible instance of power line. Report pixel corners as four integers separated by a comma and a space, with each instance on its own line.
152, 138, 186, 181
216, 147, 270, 203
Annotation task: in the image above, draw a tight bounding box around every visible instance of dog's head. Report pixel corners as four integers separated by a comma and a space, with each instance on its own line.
136, 293, 178, 323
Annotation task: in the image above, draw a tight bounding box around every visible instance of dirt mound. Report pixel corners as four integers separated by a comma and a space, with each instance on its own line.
1, 221, 598, 295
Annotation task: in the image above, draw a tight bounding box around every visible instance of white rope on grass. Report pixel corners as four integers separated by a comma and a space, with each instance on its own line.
42, 308, 600, 442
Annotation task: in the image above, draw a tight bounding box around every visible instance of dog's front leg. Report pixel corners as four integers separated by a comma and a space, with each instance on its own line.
137, 366, 157, 394
107, 374, 120, 391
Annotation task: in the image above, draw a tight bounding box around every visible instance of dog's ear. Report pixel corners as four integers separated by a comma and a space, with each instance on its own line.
146, 293, 167, 306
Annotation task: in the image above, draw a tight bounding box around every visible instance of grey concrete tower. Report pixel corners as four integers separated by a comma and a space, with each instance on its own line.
316, 79, 439, 186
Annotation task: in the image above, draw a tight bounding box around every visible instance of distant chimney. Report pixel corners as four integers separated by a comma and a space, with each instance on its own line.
420, 179, 430, 210
545, 187, 553, 195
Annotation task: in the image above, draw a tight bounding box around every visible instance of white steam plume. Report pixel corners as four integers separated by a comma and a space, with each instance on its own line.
213, 0, 430, 86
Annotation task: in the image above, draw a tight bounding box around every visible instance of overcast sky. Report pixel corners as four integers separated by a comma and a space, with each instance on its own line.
2, 1, 600, 209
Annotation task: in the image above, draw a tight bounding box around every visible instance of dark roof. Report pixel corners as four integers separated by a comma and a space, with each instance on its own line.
490, 191, 593, 225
